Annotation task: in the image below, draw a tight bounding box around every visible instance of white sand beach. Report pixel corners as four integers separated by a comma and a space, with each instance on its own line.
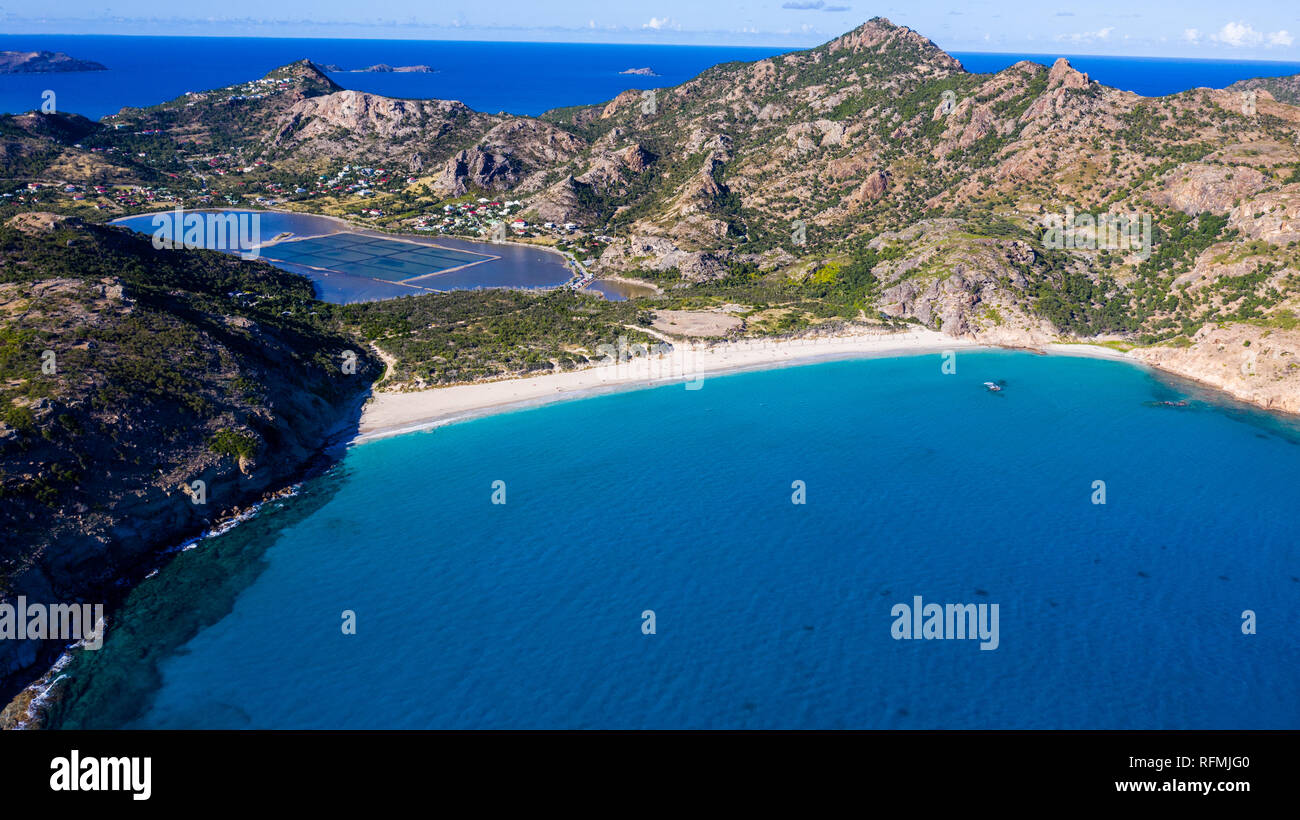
354, 327, 980, 442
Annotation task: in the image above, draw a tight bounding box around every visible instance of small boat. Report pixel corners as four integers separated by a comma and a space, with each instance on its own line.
983, 381, 1002, 392
1158, 400, 1188, 407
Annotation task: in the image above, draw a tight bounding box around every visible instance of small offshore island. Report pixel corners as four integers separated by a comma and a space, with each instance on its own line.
4, 17, 1300, 727
0, 50, 107, 73
315, 62, 436, 73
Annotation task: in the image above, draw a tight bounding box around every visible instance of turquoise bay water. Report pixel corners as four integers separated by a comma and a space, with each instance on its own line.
49, 352, 1300, 729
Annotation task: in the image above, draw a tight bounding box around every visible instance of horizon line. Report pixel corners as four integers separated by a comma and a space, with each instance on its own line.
7, 31, 1300, 66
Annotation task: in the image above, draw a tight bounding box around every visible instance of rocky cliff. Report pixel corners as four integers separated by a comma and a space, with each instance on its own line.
1132, 323, 1300, 414
0, 215, 380, 696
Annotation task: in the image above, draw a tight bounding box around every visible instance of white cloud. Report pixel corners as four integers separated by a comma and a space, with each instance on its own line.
1208, 21, 1294, 48
642, 17, 680, 31
1213, 21, 1263, 47
1183, 28, 1200, 45
1056, 26, 1115, 44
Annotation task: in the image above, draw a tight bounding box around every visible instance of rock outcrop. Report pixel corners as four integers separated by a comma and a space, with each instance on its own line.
1132, 325, 1300, 414
596, 235, 729, 281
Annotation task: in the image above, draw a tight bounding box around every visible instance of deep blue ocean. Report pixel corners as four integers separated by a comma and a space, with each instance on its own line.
0, 35, 782, 119
48, 353, 1300, 729
3, 35, 1300, 119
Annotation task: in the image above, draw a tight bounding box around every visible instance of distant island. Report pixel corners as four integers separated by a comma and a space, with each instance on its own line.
0, 50, 107, 74
619, 67, 659, 76
315, 62, 436, 74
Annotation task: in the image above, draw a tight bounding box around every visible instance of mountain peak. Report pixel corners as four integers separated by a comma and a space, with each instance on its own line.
1047, 57, 1092, 90
823, 16, 963, 73
261, 59, 343, 93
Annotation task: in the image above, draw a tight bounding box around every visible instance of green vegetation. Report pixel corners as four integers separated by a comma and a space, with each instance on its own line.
208, 428, 259, 460
1032, 260, 1133, 335
1, 220, 376, 581
330, 289, 657, 386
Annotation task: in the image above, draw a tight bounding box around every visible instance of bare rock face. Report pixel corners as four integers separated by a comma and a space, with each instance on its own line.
626, 135, 738, 246
869, 220, 1056, 342
432, 118, 588, 197
479, 118, 587, 167
275, 91, 471, 142
745, 247, 798, 271
5, 212, 84, 234
268, 90, 491, 174
845, 170, 891, 209
617, 143, 656, 173
677, 154, 728, 215
432, 147, 518, 196
1151, 164, 1269, 216
930, 65, 1038, 158
783, 120, 849, 156
529, 175, 589, 223
823, 153, 873, 182
1133, 325, 1300, 414
600, 89, 645, 120
573, 143, 656, 196
575, 155, 627, 193
957, 104, 997, 149
877, 267, 1051, 341
1047, 57, 1091, 91
1007, 240, 1036, 266
596, 235, 729, 281
784, 124, 819, 157
1228, 185, 1300, 245
1016, 59, 1113, 136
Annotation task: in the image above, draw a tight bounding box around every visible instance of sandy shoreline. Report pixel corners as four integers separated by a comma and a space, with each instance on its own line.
354, 328, 1112, 443
354, 332, 1173, 443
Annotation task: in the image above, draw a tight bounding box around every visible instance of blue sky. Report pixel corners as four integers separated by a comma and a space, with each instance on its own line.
3, 1, 1298, 59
